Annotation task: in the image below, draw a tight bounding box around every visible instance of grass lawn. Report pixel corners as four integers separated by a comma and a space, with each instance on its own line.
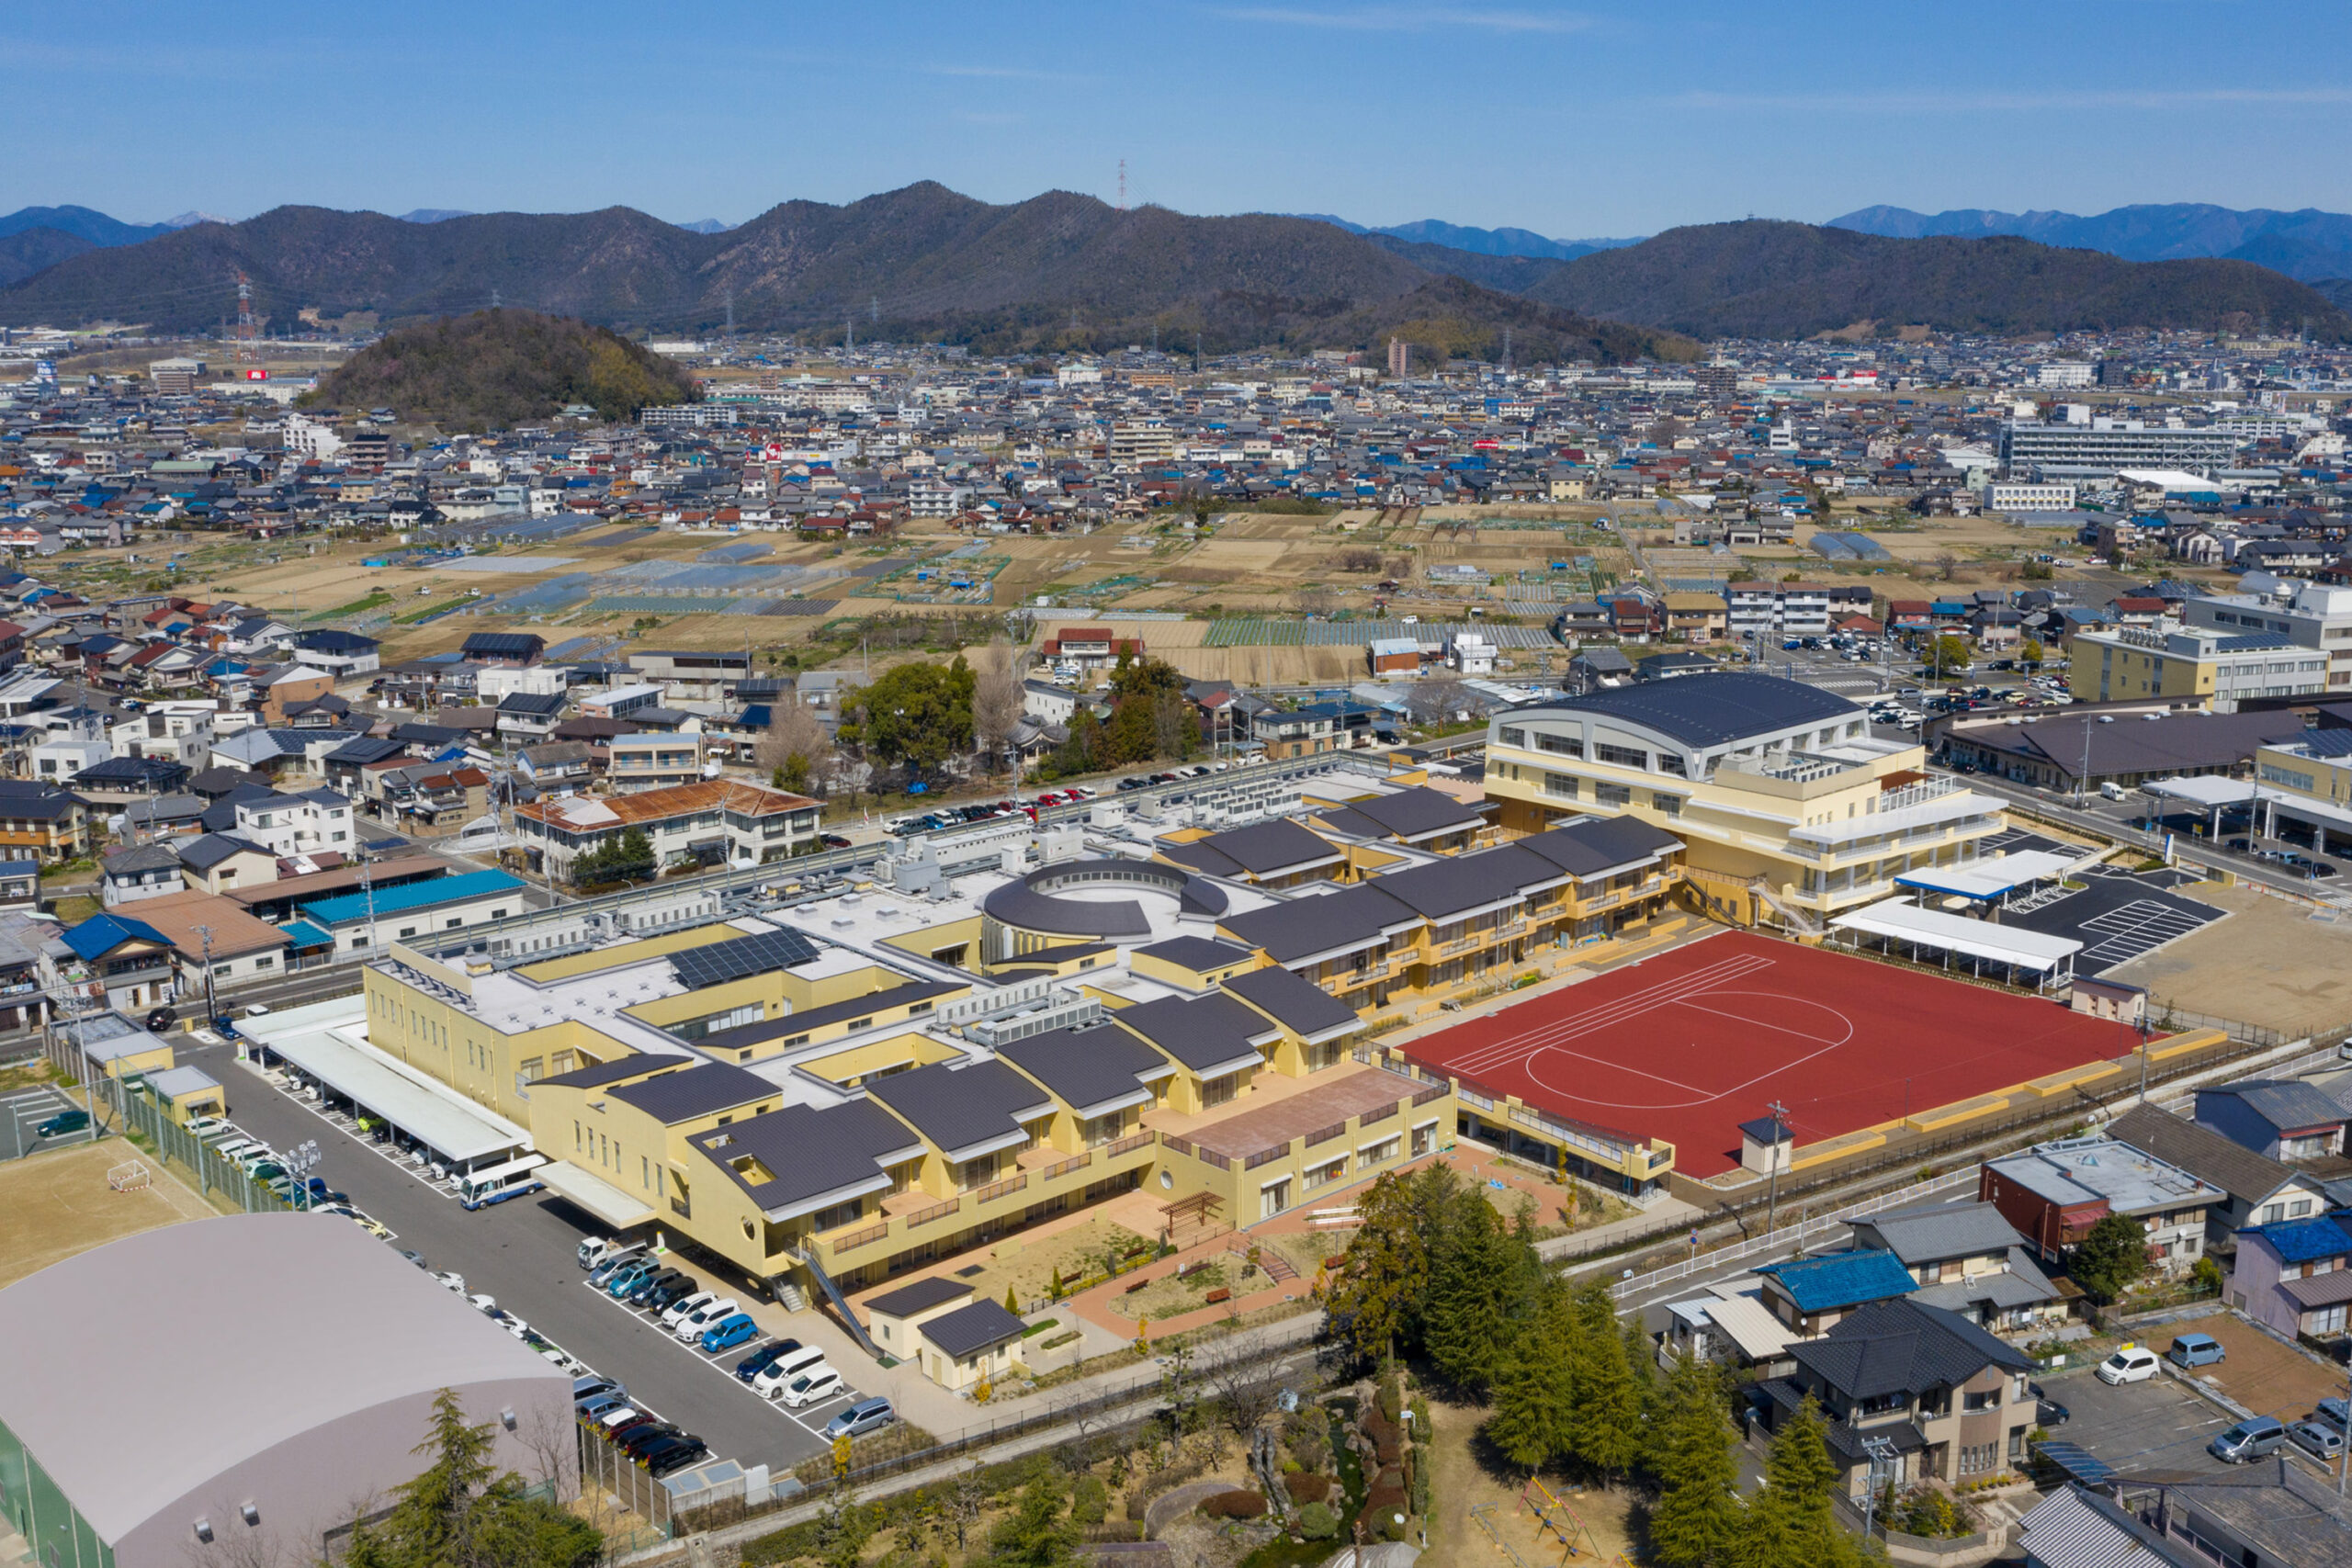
50, 895, 98, 926
1104, 1253, 1284, 1323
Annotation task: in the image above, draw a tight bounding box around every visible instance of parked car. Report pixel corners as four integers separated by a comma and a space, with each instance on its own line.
753, 1345, 829, 1398
629, 1269, 691, 1308
2290, 1420, 2345, 1463
605, 1260, 660, 1297
576, 1393, 629, 1422
2211, 1416, 2289, 1464
432, 1270, 467, 1294
2097, 1347, 2161, 1385
699, 1313, 760, 1353
2168, 1334, 2226, 1370
673, 1297, 741, 1343
778, 1365, 842, 1408
32, 1110, 89, 1139
572, 1376, 624, 1404
659, 1291, 718, 1329
2029, 1383, 2069, 1427
735, 1339, 803, 1382
823, 1398, 897, 1440
617, 1422, 684, 1458
642, 1438, 710, 1477
2319, 1396, 2351, 1433
143, 1007, 176, 1032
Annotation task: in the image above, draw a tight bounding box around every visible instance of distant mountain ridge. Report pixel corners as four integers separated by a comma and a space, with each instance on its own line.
0, 205, 172, 248
1830, 202, 2352, 283
1283, 212, 1640, 260
0, 186, 2339, 347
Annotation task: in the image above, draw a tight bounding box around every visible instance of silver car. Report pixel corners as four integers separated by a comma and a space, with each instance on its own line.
2290, 1420, 2345, 1463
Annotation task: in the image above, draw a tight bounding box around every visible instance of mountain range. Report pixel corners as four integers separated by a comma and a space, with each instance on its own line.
1829, 202, 2352, 285
1287, 213, 1640, 261
0, 186, 2342, 347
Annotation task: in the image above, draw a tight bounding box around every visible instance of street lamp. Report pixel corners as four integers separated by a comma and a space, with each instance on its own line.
283, 1139, 322, 1210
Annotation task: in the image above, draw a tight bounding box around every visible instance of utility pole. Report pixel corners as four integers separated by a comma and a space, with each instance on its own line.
195, 924, 217, 1032
1764, 1098, 1789, 1234
2077, 719, 2093, 812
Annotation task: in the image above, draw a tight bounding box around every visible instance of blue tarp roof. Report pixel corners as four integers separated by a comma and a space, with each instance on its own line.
62, 912, 170, 960
278, 919, 336, 949
1756, 1248, 1918, 1313
2245, 1215, 2352, 1266
297, 868, 525, 926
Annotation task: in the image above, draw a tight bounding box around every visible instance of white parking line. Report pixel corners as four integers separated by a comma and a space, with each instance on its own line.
580, 1279, 858, 1438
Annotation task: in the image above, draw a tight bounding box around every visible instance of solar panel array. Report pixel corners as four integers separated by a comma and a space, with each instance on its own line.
671, 927, 824, 990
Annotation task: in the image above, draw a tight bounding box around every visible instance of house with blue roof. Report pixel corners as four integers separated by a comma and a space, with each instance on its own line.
295, 867, 528, 953
58, 911, 177, 1012
2228, 1212, 2352, 1341
1755, 1247, 1919, 1337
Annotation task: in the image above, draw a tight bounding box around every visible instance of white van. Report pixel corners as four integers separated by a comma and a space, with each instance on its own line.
578, 1236, 646, 1270
754, 1344, 829, 1399
2099, 782, 2129, 801
456, 1154, 547, 1210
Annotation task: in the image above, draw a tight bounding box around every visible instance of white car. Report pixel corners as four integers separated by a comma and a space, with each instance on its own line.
673, 1297, 740, 1343
432, 1270, 466, 1294
467, 1292, 497, 1314
2097, 1347, 2161, 1385
753, 1345, 830, 1399
244, 1003, 271, 1018
659, 1291, 717, 1330
777, 1364, 842, 1408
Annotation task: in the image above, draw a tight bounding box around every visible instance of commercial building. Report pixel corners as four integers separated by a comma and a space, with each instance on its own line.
2179, 579, 2352, 697
1939, 706, 2307, 794
2066, 626, 2327, 708
1999, 419, 2242, 479
1980, 1135, 2223, 1278
1982, 480, 2077, 513
0, 1214, 572, 1568
1483, 673, 2005, 926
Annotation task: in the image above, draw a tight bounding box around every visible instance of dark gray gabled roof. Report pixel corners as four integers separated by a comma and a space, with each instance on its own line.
1515, 815, 1686, 879
605, 1061, 775, 1124
690, 1098, 917, 1217
918, 1297, 1027, 1359
1849, 1201, 2030, 1266
2107, 1102, 2304, 1205
1222, 964, 1360, 1041
1220, 882, 1412, 965
1364, 843, 1559, 921
865, 1058, 1055, 1157
1114, 991, 1275, 1077
1791, 1298, 2033, 1400
1159, 818, 1344, 878
1311, 785, 1483, 842
864, 1275, 972, 1320
2200, 1078, 2351, 1134
173, 833, 272, 872
1510, 672, 1861, 748
324, 735, 408, 765
1133, 936, 1255, 976
535, 1054, 680, 1091
997, 1025, 1170, 1114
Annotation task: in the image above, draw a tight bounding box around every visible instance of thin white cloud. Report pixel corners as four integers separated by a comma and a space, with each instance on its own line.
1668, 85, 2352, 113
1212, 6, 1589, 34
921, 63, 1093, 84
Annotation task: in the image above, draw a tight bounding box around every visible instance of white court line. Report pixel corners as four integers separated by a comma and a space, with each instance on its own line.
1443, 952, 1778, 1074
1522, 994, 1858, 1111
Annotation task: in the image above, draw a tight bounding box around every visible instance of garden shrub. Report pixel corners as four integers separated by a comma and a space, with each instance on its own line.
1285, 1472, 1333, 1504
1199, 1490, 1268, 1519
1298, 1502, 1339, 1540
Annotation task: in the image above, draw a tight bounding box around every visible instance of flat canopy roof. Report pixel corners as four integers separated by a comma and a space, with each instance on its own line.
2142, 775, 2257, 807
1894, 849, 2076, 901
247, 1001, 530, 1165
1830, 898, 2083, 973
536, 1159, 657, 1228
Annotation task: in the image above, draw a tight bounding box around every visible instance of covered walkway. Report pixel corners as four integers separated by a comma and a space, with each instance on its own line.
1894, 848, 2078, 908
242, 998, 531, 1169
2143, 773, 2352, 857
1827, 897, 2082, 991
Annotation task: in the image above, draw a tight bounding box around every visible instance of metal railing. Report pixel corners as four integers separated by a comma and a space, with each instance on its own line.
1242, 1143, 1291, 1170
1039, 1152, 1091, 1181
1105, 1130, 1154, 1156
1605, 1168, 1977, 1301
970, 1172, 1027, 1205
828, 1220, 890, 1256
902, 1196, 960, 1229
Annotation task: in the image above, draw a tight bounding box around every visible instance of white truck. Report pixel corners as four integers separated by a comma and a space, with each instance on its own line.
577, 1235, 648, 1270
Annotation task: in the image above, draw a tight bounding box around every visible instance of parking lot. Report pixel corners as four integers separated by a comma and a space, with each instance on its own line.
0, 1085, 92, 1160
2041, 1319, 2352, 1482
186, 1039, 845, 1472
2001, 870, 2229, 976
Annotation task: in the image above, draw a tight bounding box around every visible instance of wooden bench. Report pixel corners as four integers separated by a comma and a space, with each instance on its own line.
1125, 1276, 1151, 1293
1204, 1287, 1232, 1304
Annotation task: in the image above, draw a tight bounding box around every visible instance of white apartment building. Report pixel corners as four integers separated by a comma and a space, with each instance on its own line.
232, 788, 356, 857
1110, 421, 1175, 464
908, 478, 967, 518
110, 704, 216, 768
1983, 480, 2076, 513
2181, 579, 2352, 696
1726, 582, 1835, 638
2000, 420, 2243, 479
2032, 362, 2096, 389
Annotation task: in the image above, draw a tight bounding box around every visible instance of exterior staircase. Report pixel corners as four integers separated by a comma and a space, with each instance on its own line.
787, 1247, 882, 1359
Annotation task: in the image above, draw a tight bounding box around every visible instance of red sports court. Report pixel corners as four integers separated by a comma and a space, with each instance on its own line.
1400, 931, 2143, 1178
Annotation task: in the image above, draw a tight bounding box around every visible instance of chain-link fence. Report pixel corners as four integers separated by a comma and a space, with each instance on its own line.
93, 1070, 293, 1214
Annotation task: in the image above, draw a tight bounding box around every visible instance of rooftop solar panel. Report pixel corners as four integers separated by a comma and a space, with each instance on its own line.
670, 927, 823, 989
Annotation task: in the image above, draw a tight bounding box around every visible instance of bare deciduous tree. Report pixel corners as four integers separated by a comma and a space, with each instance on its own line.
1293, 585, 1339, 617
972, 637, 1024, 773
938, 1462, 989, 1554
1935, 550, 1962, 582
1204, 1351, 1285, 1454
1406, 676, 1472, 727
1333, 546, 1384, 572
756, 697, 835, 794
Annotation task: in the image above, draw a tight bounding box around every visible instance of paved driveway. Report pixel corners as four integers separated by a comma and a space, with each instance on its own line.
2042, 1367, 2233, 1477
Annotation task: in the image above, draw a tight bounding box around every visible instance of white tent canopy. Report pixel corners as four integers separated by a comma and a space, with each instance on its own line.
1829, 897, 2081, 987
1895, 849, 2077, 902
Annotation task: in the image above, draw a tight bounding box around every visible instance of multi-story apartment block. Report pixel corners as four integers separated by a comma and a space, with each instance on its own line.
2179, 579, 2352, 696
514, 779, 820, 882
1482, 674, 2004, 925
2067, 626, 2327, 708
1999, 419, 2242, 479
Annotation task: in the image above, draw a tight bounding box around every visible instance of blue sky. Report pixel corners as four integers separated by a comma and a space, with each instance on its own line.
16, 1, 2352, 235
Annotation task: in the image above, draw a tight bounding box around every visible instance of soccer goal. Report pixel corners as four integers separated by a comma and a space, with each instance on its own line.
107, 1158, 151, 1192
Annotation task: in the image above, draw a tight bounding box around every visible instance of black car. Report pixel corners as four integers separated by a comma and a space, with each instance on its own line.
734, 1338, 804, 1382
2030, 1384, 2069, 1427
617, 1422, 684, 1458
143, 1006, 177, 1032
644, 1274, 699, 1312
820, 834, 851, 850
627, 1269, 687, 1307
644, 1438, 711, 1478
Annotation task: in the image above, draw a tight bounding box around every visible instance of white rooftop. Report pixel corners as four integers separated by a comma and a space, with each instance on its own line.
1830, 897, 2082, 974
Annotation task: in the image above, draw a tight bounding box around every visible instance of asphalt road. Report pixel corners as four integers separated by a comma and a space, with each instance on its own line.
183, 1039, 835, 1473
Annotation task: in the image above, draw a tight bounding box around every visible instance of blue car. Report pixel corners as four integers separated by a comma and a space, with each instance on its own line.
605, 1260, 658, 1297
699, 1313, 759, 1353
734, 1338, 802, 1382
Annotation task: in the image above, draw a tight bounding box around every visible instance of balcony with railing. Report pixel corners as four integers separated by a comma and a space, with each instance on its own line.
1106, 1130, 1155, 1157
970, 1172, 1028, 1206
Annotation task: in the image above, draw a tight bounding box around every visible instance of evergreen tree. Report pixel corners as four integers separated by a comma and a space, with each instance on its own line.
1485, 1287, 1579, 1472
1424, 1193, 1541, 1396
1567, 1278, 1645, 1481
1645, 1351, 1743, 1568
1734, 1397, 1861, 1568
343, 1390, 601, 1568
1326, 1167, 1448, 1361
986, 1470, 1076, 1568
